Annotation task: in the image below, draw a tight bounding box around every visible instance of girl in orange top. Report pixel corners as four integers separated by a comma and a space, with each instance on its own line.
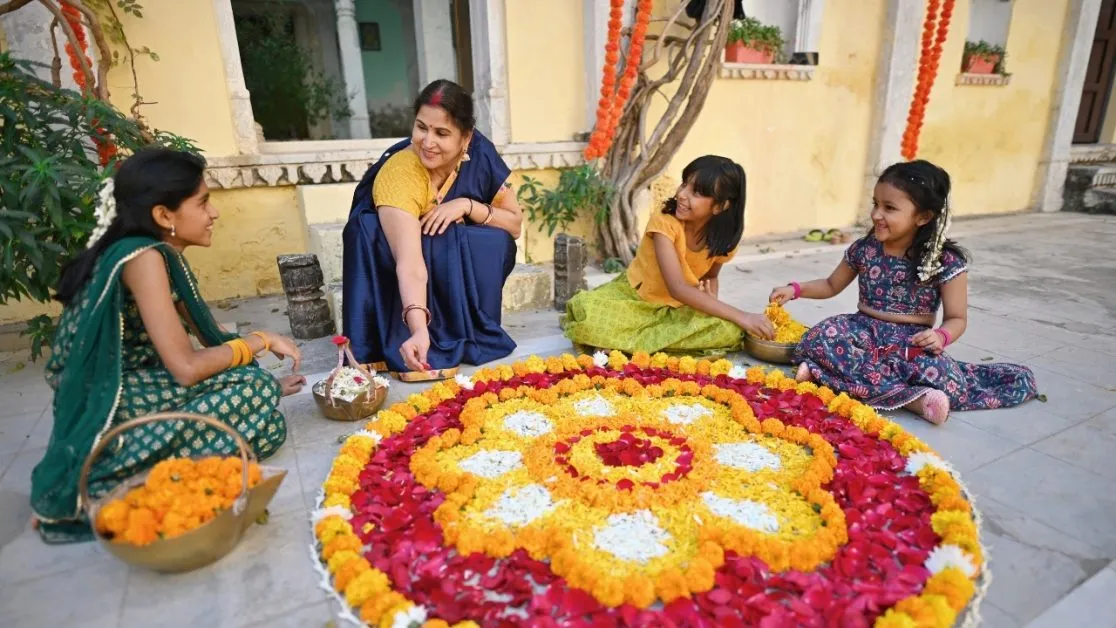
562, 155, 773, 354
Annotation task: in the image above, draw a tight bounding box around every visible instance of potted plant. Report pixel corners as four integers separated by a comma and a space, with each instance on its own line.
725, 16, 785, 65
963, 40, 1006, 74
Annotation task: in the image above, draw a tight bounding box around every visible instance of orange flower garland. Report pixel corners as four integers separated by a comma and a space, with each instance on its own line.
584, 0, 653, 160
94, 456, 263, 546
901, 0, 955, 160
58, 2, 119, 165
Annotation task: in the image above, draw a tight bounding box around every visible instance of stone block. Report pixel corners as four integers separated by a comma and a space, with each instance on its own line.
276, 254, 334, 340
553, 233, 588, 311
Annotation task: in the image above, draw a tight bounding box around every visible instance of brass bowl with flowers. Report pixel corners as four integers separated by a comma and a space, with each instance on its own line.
743, 303, 810, 365
313, 379, 388, 422
80, 412, 286, 573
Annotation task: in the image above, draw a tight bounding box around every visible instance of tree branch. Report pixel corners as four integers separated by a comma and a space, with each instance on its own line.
48, 18, 62, 88
0, 0, 33, 16
36, 0, 97, 97
64, 0, 112, 102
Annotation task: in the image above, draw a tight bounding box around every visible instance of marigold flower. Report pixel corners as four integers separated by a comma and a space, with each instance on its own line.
344, 568, 391, 606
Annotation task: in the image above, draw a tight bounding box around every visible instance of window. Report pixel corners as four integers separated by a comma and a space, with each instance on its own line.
231, 0, 474, 142
741, 0, 825, 65
962, 0, 1013, 75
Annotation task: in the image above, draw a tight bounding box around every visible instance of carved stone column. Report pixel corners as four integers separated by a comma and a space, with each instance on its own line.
334, 0, 372, 139
277, 254, 335, 339
553, 234, 588, 311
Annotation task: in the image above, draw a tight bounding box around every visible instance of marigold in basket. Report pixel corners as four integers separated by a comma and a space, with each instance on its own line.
765, 302, 810, 343
95, 456, 263, 546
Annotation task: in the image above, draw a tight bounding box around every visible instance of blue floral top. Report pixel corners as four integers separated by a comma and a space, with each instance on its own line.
843, 235, 967, 316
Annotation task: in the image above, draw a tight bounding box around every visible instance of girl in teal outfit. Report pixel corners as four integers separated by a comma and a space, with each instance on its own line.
31, 149, 305, 543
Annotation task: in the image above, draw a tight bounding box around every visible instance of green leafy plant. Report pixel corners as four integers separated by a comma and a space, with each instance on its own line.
517, 165, 616, 237
963, 40, 1008, 74
727, 16, 785, 56
0, 53, 196, 359
235, 8, 351, 141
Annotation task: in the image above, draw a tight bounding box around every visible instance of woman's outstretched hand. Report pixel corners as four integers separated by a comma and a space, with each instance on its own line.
420, 198, 470, 236
268, 333, 303, 373
400, 327, 431, 373
769, 285, 796, 305
738, 312, 776, 340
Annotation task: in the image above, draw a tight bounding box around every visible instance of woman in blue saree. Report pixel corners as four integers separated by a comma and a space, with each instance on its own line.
343, 80, 523, 381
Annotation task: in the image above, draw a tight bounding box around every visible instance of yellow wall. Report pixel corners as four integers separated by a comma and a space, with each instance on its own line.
186, 187, 308, 301
651, 0, 885, 236
0, 187, 307, 326
105, 4, 240, 156
505, 0, 588, 143
919, 0, 1068, 216
1101, 81, 1116, 144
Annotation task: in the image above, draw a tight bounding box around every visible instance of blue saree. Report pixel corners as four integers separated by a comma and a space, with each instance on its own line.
341, 132, 518, 373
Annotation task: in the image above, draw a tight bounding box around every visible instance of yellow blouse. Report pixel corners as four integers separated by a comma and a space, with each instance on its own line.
371, 147, 511, 218
372, 149, 439, 218
626, 212, 737, 307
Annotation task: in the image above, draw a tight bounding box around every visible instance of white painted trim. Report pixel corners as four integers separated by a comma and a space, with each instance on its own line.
204, 141, 588, 189
860, 0, 923, 223
212, 0, 259, 154
718, 64, 815, 80
1033, 0, 1103, 212
794, 0, 824, 53
468, 0, 511, 146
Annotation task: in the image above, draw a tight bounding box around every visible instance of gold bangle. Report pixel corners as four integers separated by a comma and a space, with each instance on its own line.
235, 338, 250, 367
402, 304, 432, 326
225, 339, 244, 368
250, 331, 271, 352
482, 204, 495, 226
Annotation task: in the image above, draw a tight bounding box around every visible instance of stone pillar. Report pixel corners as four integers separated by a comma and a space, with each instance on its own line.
468, 0, 510, 145
1033, 0, 1104, 212
277, 254, 335, 339
212, 0, 259, 153
860, 0, 925, 224
334, 0, 372, 139
553, 234, 588, 311
414, 0, 458, 86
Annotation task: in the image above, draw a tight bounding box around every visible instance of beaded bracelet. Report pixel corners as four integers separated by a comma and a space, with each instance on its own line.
250, 331, 271, 352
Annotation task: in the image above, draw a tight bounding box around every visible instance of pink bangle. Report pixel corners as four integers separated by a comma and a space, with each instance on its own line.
790, 282, 802, 300
934, 328, 952, 346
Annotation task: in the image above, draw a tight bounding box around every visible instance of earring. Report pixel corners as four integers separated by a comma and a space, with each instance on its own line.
170, 225, 176, 238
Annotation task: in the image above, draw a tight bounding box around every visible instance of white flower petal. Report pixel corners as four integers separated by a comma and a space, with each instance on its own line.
661, 402, 713, 425
458, 450, 523, 479
592, 351, 609, 368
925, 544, 977, 577
503, 410, 553, 437
310, 505, 352, 524
573, 395, 615, 417
390, 605, 428, 628
905, 451, 951, 476
593, 510, 670, 563
715, 442, 782, 472
728, 365, 748, 380
484, 484, 556, 527
455, 373, 475, 390
702, 493, 780, 533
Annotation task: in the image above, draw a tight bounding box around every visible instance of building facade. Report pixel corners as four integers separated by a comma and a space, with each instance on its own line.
0, 0, 1111, 326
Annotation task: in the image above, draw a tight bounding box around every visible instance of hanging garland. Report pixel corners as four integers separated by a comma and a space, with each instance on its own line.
585, 0, 653, 161
901, 0, 955, 160
59, 1, 118, 166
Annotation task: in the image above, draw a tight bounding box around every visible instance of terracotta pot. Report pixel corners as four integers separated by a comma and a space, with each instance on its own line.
725, 42, 774, 65
964, 53, 1000, 74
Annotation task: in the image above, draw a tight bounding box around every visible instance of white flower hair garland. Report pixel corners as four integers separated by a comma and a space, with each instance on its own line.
85, 177, 117, 250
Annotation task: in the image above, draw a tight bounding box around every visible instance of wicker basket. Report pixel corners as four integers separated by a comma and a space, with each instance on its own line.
313, 381, 387, 422
79, 412, 286, 573
743, 335, 798, 365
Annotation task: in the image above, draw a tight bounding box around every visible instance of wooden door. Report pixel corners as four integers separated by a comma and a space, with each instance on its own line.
1074, 0, 1116, 144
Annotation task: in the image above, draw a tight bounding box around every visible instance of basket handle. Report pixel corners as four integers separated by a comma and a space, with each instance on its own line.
78, 412, 255, 516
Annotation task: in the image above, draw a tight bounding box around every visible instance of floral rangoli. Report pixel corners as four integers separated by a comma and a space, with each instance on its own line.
311, 353, 985, 628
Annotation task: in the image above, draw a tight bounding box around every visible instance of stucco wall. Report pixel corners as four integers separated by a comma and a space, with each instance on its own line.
505, 0, 588, 143
652, 0, 886, 237
105, 6, 240, 156
918, 0, 1069, 216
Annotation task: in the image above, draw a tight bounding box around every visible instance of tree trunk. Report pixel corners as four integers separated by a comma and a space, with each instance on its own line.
596, 0, 732, 263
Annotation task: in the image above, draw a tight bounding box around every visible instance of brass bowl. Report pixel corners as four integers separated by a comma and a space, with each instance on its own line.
743, 335, 798, 365
312, 382, 387, 422
80, 412, 287, 573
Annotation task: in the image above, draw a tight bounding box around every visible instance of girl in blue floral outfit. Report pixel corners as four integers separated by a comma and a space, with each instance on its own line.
769, 160, 1037, 424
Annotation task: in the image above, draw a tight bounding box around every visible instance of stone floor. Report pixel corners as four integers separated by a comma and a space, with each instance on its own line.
0, 212, 1113, 627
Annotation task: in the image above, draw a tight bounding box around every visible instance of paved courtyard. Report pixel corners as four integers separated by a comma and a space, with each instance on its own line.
0, 212, 1113, 627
